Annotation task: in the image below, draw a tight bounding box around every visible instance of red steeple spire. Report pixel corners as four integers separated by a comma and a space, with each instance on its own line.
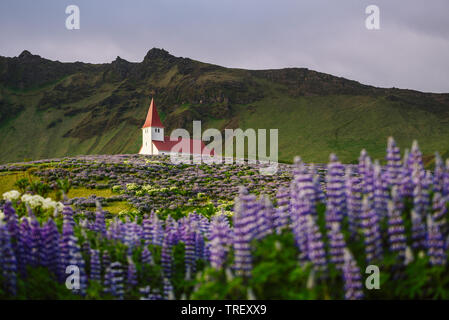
142, 98, 164, 128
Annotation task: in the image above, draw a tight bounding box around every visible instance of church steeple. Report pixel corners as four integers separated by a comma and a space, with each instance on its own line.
142, 98, 164, 128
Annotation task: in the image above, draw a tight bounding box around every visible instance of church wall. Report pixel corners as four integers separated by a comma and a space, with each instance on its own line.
152, 127, 164, 141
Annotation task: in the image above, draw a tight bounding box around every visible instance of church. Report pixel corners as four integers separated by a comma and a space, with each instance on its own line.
139, 98, 212, 156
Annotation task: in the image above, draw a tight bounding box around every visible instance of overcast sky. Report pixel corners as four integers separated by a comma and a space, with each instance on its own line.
1, 0, 448, 93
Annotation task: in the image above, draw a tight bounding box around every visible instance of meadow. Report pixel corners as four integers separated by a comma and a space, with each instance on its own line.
0, 137, 448, 300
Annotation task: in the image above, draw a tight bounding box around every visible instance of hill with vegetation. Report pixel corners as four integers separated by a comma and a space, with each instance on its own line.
1, 48, 449, 164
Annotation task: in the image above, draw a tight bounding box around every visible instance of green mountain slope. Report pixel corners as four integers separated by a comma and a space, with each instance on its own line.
1, 48, 449, 164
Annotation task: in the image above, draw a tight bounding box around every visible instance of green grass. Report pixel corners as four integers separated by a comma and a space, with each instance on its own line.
67, 187, 115, 199
0, 172, 135, 215
103, 201, 135, 214
0, 171, 29, 195
235, 94, 449, 163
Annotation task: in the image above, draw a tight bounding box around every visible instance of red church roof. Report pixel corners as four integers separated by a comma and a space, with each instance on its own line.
153, 136, 215, 156
142, 98, 164, 128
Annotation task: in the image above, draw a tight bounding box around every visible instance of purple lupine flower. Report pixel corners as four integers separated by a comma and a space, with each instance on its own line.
58, 221, 74, 282
89, 249, 101, 282
184, 219, 198, 279
360, 197, 383, 263
62, 205, 75, 228
196, 216, 209, 261
255, 196, 274, 240
167, 216, 180, 246
291, 157, 317, 210
328, 222, 346, 269
177, 217, 187, 244
4, 202, 19, 245
171, 219, 182, 245
139, 286, 151, 300
133, 218, 142, 244
102, 250, 111, 279
387, 188, 407, 262
358, 149, 369, 183
142, 216, 152, 245
407, 140, 424, 175
0, 224, 17, 296
361, 156, 375, 199
203, 239, 211, 264
148, 288, 163, 300
274, 187, 290, 234
3, 201, 16, 220
432, 192, 447, 235
399, 150, 414, 198
17, 218, 31, 275
232, 187, 256, 278
291, 188, 311, 264
161, 231, 174, 280
42, 219, 60, 275
198, 216, 210, 236
234, 187, 259, 240
81, 239, 90, 260
124, 219, 138, 256
104, 261, 124, 299
420, 170, 432, 213
345, 166, 362, 239
310, 164, 326, 204
126, 256, 138, 290
433, 152, 445, 194
411, 209, 427, 251
163, 278, 175, 300
426, 215, 447, 266
373, 161, 388, 218
385, 137, 402, 187
107, 218, 125, 241
305, 214, 327, 272
326, 154, 346, 225
290, 157, 321, 265
342, 249, 364, 300
94, 201, 107, 237
195, 230, 205, 261
29, 218, 43, 268
411, 176, 430, 250
209, 214, 232, 270
67, 236, 88, 296
151, 214, 164, 246
141, 246, 153, 265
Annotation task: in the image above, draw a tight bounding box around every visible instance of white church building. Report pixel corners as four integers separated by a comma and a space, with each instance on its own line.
139, 98, 213, 156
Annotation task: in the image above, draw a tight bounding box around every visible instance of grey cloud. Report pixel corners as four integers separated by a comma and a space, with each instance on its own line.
0, 0, 448, 92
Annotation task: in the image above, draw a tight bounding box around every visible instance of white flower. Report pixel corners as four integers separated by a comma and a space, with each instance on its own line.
404, 246, 414, 265
2, 190, 21, 201
42, 197, 57, 211
0, 209, 4, 224
56, 202, 64, 213
21, 194, 45, 209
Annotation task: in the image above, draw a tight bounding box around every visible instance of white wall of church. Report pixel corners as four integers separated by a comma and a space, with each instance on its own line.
139, 128, 153, 154
139, 127, 165, 154
151, 127, 164, 141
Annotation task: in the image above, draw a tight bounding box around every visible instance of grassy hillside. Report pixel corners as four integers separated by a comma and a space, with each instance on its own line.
1, 48, 449, 164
